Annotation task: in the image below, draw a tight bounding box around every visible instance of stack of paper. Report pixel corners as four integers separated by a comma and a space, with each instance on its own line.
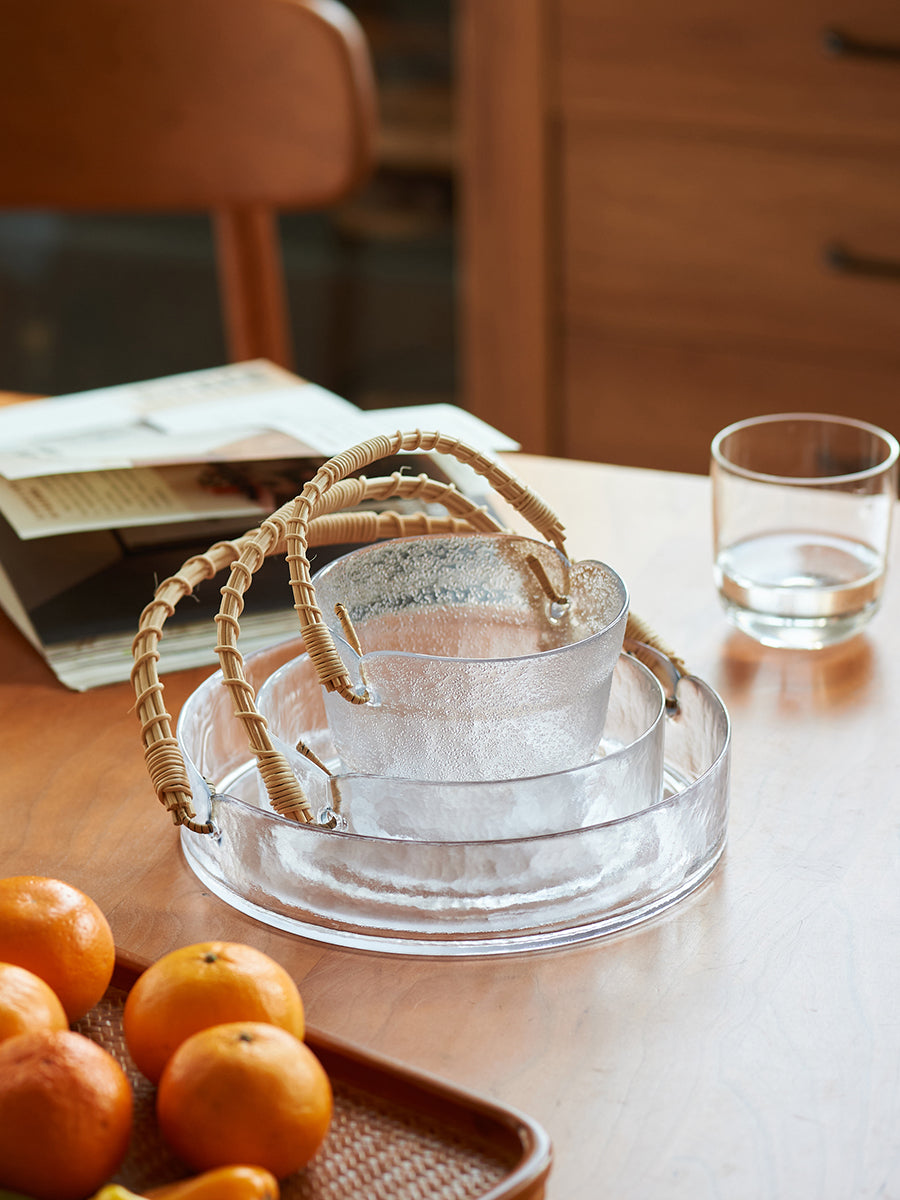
0, 361, 518, 690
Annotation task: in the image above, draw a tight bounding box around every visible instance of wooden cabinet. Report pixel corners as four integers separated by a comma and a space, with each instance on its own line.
459, 0, 900, 473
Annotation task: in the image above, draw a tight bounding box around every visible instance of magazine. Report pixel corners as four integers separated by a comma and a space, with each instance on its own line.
0, 361, 517, 690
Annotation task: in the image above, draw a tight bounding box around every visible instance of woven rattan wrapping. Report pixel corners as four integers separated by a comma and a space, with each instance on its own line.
130, 471, 504, 827
130, 432, 562, 829
74, 987, 524, 1200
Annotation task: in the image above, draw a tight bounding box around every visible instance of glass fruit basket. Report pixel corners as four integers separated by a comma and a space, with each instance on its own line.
131, 430, 730, 956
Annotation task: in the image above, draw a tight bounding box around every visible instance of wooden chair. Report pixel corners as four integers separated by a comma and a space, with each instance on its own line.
0, 0, 378, 369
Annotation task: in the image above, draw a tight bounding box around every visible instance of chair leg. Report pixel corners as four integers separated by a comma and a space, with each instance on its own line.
213, 206, 294, 369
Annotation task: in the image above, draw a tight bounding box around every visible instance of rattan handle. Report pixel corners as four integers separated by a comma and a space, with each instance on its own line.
282, 430, 568, 702
214, 466, 514, 821
134, 464, 508, 827
132, 534, 257, 832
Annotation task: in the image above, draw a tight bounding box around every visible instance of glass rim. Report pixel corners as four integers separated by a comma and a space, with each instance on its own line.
313, 534, 630, 668
711, 412, 900, 486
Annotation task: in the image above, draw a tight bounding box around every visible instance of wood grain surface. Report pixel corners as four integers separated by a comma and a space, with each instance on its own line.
1, 454, 898, 1199
458, 0, 900, 476
457, 0, 554, 457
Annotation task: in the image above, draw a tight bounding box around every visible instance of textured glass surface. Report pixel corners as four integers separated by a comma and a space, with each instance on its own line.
175, 644, 729, 955
255, 652, 665, 840
311, 535, 628, 780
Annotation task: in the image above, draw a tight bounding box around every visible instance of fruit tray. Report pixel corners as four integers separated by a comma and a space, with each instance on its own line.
72, 955, 552, 1200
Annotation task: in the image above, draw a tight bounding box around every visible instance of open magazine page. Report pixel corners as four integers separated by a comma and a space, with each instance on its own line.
0, 362, 519, 690
0, 464, 269, 541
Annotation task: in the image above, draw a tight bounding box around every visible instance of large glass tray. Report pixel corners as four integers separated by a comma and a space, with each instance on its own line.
175, 641, 730, 956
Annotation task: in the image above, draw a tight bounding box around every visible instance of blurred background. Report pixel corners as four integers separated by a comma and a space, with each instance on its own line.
3, 0, 899, 475
0, 0, 456, 411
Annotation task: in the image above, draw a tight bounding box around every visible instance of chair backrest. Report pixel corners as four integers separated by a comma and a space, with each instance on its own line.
0, 0, 378, 367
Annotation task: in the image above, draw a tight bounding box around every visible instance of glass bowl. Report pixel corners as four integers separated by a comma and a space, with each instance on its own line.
311, 534, 629, 781
174, 640, 730, 956
254, 647, 666, 840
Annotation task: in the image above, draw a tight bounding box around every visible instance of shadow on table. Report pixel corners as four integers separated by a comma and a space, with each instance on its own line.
715, 629, 876, 713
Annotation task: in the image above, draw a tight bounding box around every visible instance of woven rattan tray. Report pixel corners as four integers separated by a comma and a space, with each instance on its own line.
72, 955, 551, 1200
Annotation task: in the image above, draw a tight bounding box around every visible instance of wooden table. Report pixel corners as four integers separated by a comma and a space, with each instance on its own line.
2, 454, 898, 1199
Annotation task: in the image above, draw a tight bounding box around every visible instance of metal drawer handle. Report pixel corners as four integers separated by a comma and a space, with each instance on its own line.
823, 27, 900, 61
824, 242, 900, 281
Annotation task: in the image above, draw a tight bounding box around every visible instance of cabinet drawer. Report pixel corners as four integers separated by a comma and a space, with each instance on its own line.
562, 123, 900, 362
560, 333, 900, 476
556, 0, 900, 146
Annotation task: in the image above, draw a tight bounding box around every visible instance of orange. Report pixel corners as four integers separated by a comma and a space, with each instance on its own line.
145, 1164, 281, 1199
0, 1028, 133, 1200
0, 875, 115, 1021
0, 961, 68, 1044
157, 1021, 332, 1178
123, 941, 305, 1084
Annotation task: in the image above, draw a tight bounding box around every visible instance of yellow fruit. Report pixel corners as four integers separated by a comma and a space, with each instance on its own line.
157, 1022, 332, 1178
0, 876, 115, 1021
123, 941, 304, 1084
0, 962, 68, 1044
88, 1169, 281, 1200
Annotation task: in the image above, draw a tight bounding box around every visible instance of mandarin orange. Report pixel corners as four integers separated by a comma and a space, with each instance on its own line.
0, 961, 68, 1044
0, 875, 115, 1021
156, 1022, 332, 1178
145, 1164, 281, 1199
0, 1028, 133, 1200
123, 941, 304, 1084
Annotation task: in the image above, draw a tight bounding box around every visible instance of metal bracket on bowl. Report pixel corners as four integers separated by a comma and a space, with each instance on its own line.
623, 633, 685, 713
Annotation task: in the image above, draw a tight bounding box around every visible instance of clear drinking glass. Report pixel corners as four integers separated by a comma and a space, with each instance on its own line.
711, 413, 899, 648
